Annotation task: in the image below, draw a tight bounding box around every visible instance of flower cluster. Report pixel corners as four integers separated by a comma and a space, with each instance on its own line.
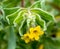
21, 26, 44, 43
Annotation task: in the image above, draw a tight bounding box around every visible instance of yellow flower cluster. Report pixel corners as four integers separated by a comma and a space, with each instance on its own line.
21, 26, 44, 43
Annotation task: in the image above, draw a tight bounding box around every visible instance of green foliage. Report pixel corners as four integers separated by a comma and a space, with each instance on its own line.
0, 0, 60, 49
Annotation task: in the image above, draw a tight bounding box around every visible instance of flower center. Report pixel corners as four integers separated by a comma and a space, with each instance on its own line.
33, 30, 37, 33
26, 36, 29, 38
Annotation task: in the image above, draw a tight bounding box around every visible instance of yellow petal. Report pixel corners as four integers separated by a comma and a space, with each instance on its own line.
29, 33, 34, 40
35, 26, 41, 31
39, 44, 44, 49
25, 38, 30, 43
56, 31, 60, 38
39, 31, 44, 36
34, 35, 39, 40
21, 33, 30, 43
34, 26, 41, 35
30, 28, 34, 33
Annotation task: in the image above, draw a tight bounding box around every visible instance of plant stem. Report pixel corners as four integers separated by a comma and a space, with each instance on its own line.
21, 0, 25, 7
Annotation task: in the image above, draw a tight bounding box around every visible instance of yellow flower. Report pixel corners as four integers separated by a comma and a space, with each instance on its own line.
30, 26, 44, 36
21, 26, 44, 43
56, 31, 60, 38
21, 33, 30, 43
28, 33, 34, 41
29, 26, 44, 40
39, 44, 44, 49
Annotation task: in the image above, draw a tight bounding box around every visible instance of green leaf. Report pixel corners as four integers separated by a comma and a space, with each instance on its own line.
19, 19, 26, 36
4, 7, 19, 16
46, 21, 55, 35
8, 26, 16, 49
35, 14, 46, 31
13, 9, 27, 36
31, 8, 55, 22
1, 0, 20, 8
6, 9, 21, 25
30, 1, 41, 8
40, 0, 46, 10
13, 9, 26, 26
